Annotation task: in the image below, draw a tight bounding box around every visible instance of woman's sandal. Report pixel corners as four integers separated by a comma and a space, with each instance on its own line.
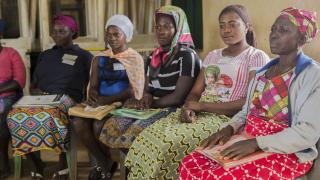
101, 162, 118, 180
52, 168, 69, 180
88, 166, 102, 180
30, 171, 44, 180
89, 162, 118, 180
100, 171, 112, 180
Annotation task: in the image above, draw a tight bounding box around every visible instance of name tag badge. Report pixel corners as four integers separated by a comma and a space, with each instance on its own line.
113, 63, 125, 71
62, 54, 78, 66
151, 80, 161, 88
256, 81, 266, 92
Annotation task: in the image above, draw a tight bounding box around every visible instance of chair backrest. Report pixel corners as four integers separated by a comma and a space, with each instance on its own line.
307, 140, 320, 180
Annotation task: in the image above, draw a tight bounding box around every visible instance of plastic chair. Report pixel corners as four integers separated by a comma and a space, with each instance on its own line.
13, 113, 79, 180
13, 150, 72, 179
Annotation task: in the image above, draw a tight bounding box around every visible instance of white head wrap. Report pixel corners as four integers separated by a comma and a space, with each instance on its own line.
105, 14, 134, 42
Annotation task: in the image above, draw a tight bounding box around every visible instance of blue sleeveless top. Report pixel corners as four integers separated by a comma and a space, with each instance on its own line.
98, 56, 129, 96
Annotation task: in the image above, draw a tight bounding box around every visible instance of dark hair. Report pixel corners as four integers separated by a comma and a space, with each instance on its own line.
219, 5, 256, 47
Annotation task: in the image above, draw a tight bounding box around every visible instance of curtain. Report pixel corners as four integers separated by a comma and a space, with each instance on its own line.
105, 0, 170, 34
172, 0, 203, 49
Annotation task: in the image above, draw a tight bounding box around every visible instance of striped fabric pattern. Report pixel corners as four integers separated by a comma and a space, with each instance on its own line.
147, 46, 201, 98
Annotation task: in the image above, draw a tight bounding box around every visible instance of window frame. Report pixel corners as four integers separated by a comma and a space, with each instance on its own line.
1, 0, 31, 49
39, 0, 105, 50
38, 0, 171, 53
1, 0, 32, 95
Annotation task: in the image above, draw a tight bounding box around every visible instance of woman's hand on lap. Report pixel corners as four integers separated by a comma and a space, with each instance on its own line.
184, 101, 203, 112
139, 93, 153, 109
199, 125, 234, 150
220, 138, 260, 160
123, 98, 138, 109
180, 106, 196, 123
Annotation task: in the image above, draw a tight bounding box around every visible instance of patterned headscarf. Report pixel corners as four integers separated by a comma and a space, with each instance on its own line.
279, 7, 318, 43
53, 15, 79, 39
150, 5, 194, 68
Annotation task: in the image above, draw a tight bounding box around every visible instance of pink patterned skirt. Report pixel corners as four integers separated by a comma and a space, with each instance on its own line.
179, 114, 312, 180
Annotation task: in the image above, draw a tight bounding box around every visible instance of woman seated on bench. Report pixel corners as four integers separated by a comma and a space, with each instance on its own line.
0, 19, 26, 179
94, 5, 201, 179
179, 7, 320, 180
7, 15, 92, 179
72, 14, 145, 180
125, 5, 269, 179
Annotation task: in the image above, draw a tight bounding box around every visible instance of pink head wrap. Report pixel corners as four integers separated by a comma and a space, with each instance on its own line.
53, 15, 79, 39
279, 7, 318, 43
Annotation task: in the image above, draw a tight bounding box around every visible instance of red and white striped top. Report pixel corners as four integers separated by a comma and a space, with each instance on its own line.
202, 46, 269, 102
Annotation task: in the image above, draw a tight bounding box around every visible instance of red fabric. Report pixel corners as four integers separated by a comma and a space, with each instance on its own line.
279, 7, 318, 42
220, 74, 233, 88
150, 47, 169, 68
179, 114, 312, 180
53, 15, 78, 39
177, 33, 193, 45
150, 33, 194, 68
0, 47, 26, 97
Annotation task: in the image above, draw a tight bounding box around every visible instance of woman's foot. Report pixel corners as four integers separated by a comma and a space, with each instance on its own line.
88, 162, 118, 180
52, 168, 69, 180
100, 171, 112, 180
27, 152, 45, 177
29, 161, 45, 180
30, 171, 44, 180
102, 162, 118, 180
88, 166, 102, 180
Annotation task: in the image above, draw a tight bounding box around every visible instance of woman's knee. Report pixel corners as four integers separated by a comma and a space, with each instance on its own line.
93, 119, 106, 139
0, 121, 10, 140
72, 117, 91, 133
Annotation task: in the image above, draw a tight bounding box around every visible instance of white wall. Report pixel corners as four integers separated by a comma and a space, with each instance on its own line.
202, 0, 320, 61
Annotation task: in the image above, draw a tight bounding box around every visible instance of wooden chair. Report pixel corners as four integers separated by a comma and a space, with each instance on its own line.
13, 150, 73, 179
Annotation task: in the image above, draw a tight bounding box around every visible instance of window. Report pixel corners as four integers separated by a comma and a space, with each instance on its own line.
105, 0, 170, 34
49, 0, 87, 37
39, 0, 104, 50
39, 0, 171, 52
104, 0, 170, 57
0, 0, 20, 38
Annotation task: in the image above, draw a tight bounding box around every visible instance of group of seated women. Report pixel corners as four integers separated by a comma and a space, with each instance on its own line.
0, 3, 319, 180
